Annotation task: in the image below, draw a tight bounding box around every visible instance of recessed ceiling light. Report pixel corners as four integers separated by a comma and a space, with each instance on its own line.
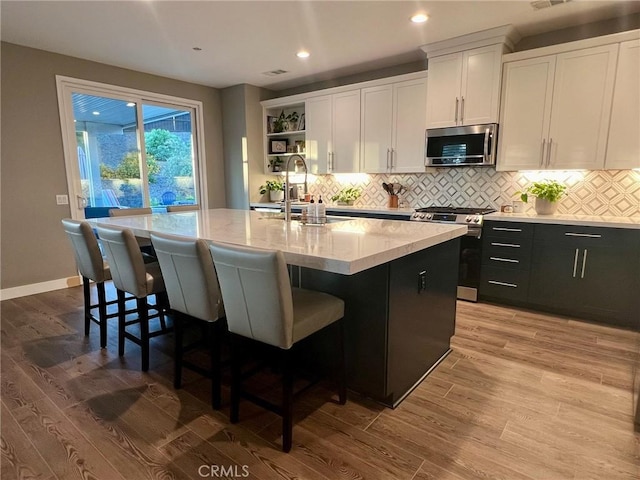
296, 50, 310, 59
126, 102, 135, 107
410, 13, 428, 23
92, 111, 100, 115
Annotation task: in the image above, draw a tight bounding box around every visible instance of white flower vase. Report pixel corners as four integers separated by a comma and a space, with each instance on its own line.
269, 190, 284, 202
534, 197, 558, 215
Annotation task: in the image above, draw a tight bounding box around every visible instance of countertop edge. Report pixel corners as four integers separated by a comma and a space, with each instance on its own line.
485, 212, 640, 229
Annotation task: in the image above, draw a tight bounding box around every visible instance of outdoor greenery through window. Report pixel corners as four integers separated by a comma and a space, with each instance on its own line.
72, 93, 199, 211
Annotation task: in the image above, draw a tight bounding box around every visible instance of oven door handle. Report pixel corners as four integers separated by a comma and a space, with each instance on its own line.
466, 227, 482, 239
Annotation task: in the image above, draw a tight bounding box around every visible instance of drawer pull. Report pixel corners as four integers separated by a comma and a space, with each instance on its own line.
491, 242, 521, 248
492, 227, 522, 232
488, 280, 518, 288
564, 232, 602, 238
490, 257, 519, 263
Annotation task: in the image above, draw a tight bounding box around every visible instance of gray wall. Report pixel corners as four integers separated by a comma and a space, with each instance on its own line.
221, 84, 273, 208
1, 42, 225, 289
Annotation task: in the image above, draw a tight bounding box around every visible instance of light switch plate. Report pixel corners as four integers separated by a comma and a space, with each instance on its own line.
56, 194, 69, 205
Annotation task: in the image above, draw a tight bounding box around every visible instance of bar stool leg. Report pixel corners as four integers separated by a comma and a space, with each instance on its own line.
97, 282, 108, 349
174, 312, 183, 389
83, 276, 91, 336
138, 297, 150, 372
230, 334, 241, 424
210, 321, 222, 409
117, 289, 126, 357
282, 349, 294, 453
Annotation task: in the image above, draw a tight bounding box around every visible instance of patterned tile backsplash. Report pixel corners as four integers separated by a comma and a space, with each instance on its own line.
305, 169, 640, 217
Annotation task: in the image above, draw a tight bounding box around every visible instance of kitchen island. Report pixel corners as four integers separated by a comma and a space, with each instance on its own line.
89, 209, 466, 406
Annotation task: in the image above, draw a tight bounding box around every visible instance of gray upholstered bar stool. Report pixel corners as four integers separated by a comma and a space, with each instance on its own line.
166, 205, 199, 212
97, 225, 170, 371
209, 241, 347, 452
150, 232, 225, 409
108, 207, 154, 254
108, 207, 153, 217
62, 219, 115, 348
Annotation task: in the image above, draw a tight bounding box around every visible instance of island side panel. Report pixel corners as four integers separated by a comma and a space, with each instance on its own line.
300, 263, 391, 402
387, 238, 460, 405
299, 237, 461, 407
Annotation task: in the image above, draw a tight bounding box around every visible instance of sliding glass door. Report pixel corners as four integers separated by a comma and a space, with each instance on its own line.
57, 77, 206, 218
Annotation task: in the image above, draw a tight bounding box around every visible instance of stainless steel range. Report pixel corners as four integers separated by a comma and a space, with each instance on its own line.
410, 206, 496, 302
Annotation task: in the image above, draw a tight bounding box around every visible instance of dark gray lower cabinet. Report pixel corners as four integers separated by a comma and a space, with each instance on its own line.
481, 221, 640, 329
299, 238, 459, 407
528, 225, 640, 328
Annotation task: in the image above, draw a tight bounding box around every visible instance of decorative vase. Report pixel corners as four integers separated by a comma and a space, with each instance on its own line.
534, 197, 557, 215
269, 190, 284, 202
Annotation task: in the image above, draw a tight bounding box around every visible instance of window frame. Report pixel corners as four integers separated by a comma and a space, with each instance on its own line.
56, 75, 208, 218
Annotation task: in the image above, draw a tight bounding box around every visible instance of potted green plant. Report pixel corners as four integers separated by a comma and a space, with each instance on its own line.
331, 187, 362, 205
259, 179, 285, 202
285, 111, 299, 131
268, 157, 284, 172
518, 179, 567, 215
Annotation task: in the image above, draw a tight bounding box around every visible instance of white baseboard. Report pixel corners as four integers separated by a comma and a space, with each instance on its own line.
0, 276, 82, 301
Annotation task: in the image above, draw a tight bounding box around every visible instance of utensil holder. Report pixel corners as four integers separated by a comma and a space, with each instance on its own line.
388, 195, 398, 208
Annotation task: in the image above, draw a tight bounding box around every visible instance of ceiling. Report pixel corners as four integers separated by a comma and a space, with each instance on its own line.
2, 1, 639, 91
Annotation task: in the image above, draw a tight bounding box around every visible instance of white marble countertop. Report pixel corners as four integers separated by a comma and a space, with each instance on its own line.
251, 202, 415, 217
89, 208, 466, 275
486, 212, 640, 229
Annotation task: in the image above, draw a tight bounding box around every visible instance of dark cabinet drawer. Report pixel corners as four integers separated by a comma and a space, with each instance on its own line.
484, 221, 535, 239
533, 224, 640, 247
482, 237, 533, 268
480, 266, 530, 302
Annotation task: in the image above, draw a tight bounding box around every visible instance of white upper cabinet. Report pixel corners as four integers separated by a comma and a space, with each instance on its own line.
426, 44, 503, 128
392, 78, 429, 173
361, 77, 428, 173
605, 39, 640, 169
360, 85, 393, 173
498, 44, 618, 171
305, 91, 360, 174
498, 55, 556, 171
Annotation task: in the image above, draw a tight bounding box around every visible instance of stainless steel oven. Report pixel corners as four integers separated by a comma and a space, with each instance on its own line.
410, 207, 496, 301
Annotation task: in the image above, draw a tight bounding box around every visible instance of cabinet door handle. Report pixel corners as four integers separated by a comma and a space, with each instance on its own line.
460, 96, 465, 125
491, 242, 520, 248
490, 257, 519, 263
572, 248, 579, 278
492, 227, 522, 232
386, 148, 390, 169
540, 138, 546, 168
455, 97, 459, 124
564, 232, 602, 238
488, 280, 518, 288
391, 148, 396, 169
547, 138, 553, 167
581, 249, 588, 278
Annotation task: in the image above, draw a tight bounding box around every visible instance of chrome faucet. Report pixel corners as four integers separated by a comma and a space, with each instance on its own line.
283, 154, 308, 221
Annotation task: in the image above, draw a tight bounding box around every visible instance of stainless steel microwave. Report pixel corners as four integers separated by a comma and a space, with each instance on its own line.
425, 123, 498, 167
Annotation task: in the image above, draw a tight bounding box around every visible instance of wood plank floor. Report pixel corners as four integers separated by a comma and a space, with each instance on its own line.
2, 285, 639, 479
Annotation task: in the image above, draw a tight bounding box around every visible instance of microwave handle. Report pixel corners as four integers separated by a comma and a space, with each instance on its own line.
483, 127, 490, 161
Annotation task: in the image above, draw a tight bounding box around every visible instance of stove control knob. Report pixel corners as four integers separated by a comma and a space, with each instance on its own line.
465, 216, 472, 222
426, 214, 432, 219
473, 217, 480, 223
419, 213, 426, 219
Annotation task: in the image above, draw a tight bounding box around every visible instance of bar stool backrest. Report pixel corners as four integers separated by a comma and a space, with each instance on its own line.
62, 219, 107, 282
150, 233, 224, 322
210, 242, 294, 349
109, 207, 152, 217
97, 226, 149, 298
